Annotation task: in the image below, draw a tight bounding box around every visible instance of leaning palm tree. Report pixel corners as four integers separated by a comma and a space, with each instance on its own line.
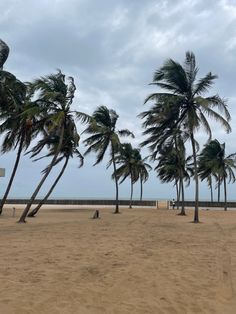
0, 42, 39, 214
0, 71, 44, 214
18, 71, 90, 223
0, 100, 42, 214
198, 140, 236, 210
27, 122, 83, 217
83, 106, 134, 213
140, 52, 231, 222
113, 143, 140, 208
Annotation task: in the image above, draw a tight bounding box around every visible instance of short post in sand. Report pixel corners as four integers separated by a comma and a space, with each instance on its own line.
12, 207, 16, 217
92, 210, 100, 219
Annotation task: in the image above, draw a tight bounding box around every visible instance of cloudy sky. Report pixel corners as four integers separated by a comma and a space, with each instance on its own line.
1, 0, 236, 201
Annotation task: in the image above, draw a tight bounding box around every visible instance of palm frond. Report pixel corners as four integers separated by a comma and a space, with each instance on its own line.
75, 111, 92, 124
194, 72, 218, 96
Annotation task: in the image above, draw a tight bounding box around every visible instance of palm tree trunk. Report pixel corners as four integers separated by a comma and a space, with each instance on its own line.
140, 177, 143, 201
210, 178, 213, 202
27, 156, 69, 217
175, 179, 178, 200
177, 179, 181, 210
175, 179, 179, 210
223, 175, 227, 211
18, 126, 65, 223
218, 178, 220, 202
174, 136, 180, 210
190, 133, 199, 223
179, 176, 186, 215
111, 147, 119, 214
129, 177, 133, 209
0, 135, 24, 215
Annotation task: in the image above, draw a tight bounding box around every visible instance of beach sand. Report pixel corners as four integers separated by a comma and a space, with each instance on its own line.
0, 205, 236, 314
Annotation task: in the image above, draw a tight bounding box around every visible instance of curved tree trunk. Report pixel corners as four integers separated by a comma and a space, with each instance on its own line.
18, 126, 65, 223
140, 177, 143, 201
27, 156, 69, 217
0, 135, 24, 215
129, 177, 133, 209
111, 147, 119, 214
190, 133, 199, 223
223, 175, 227, 211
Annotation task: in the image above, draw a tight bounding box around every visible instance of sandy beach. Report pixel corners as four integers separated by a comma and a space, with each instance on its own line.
0, 205, 236, 314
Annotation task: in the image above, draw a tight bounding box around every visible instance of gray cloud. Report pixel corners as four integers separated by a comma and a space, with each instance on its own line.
1, 0, 236, 201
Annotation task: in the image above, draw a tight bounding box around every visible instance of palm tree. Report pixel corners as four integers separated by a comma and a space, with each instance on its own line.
83, 106, 134, 214
135, 152, 152, 201
198, 140, 236, 210
155, 146, 180, 205
155, 142, 191, 215
113, 143, 140, 208
27, 123, 84, 217
0, 41, 40, 214
18, 71, 89, 223
0, 100, 42, 214
0, 70, 44, 214
140, 52, 231, 222
198, 147, 215, 202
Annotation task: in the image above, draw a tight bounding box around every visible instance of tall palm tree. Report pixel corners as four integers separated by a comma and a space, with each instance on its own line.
83, 106, 134, 214
27, 123, 84, 217
18, 71, 89, 223
198, 140, 236, 210
140, 52, 231, 222
113, 143, 140, 208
